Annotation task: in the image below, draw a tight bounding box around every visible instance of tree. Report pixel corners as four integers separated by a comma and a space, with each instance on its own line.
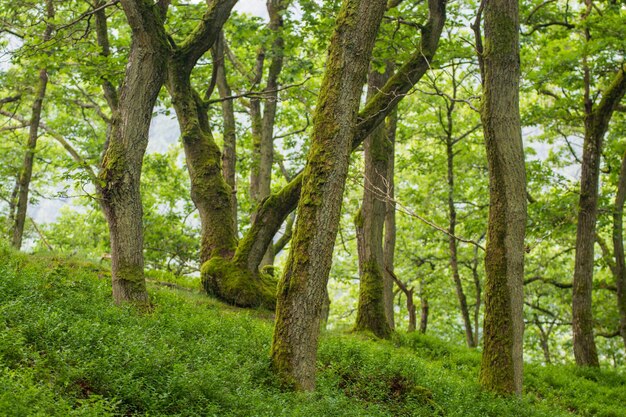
11, 0, 54, 249
521, 0, 626, 366
98, 0, 170, 304
270, 0, 389, 390
477, 0, 527, 394
202, 0, 448, 309
572, 62, 626, 366
354, 67, 394, 339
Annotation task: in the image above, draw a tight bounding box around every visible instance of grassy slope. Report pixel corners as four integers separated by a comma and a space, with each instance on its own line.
0, 247, 624, 417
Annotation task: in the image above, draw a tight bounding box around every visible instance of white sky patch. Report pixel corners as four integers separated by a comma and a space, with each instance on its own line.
233, 0, 269, 19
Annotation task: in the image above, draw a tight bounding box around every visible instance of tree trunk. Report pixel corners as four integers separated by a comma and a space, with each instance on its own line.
478, 0, 527, 395
573, 63, 626, 366
472, 241, 483, 346
11, 0, 54, 250
612, 149, 626, 350
534, 317, 553, 365
354, 69, 393, 339
212, 32, 238, 230
419, 297, 428, 334
446, 138, 476, 347
270, 0, 388, 391
383, 106, 398, 330
98, 0, 170, 305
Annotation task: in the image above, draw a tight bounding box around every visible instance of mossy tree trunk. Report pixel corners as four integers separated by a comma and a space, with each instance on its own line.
270, 0, 388, 391
478, 0, 527, 395
11, 0, 54, 250
99, 0, 170, 305
164, 3, 238, 262
613, 149, 626, 350
573, 62, 626, 366
355, 68, 393, 339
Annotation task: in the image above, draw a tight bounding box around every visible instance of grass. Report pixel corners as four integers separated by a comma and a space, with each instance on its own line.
0, 246, 624, 416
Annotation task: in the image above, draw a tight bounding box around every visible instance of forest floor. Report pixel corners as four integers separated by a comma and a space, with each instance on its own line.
0, 246, 625, 416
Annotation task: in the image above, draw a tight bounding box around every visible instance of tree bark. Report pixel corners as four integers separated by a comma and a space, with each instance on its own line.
11, 0, 54, 250
270, 0, 388, 391
212, 32, 238, 230
478, 0, 527, 395
573, 63, 626, 366
446, 127, 475, 348
419, 280, 428, 334
382, 98, 398, 330
98, 0, 170, 304
354, 68, 393, 339
164, 0, 238, 265
612, 149, 626, 350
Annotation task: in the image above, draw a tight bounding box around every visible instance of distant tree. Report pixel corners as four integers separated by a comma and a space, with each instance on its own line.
11, 0, 54, 249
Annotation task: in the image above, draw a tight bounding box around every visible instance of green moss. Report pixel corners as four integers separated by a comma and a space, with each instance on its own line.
201, 256, 277, 308
354, 260, 392, 339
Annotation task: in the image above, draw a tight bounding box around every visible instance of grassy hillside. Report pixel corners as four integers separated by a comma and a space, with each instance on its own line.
0, 246, 624, 417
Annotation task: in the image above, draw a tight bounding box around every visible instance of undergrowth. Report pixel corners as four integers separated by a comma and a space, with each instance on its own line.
0, 246, 624, 416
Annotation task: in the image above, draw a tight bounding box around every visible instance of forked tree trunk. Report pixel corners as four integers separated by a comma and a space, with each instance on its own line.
11, 0, 54, 250
355, 69, 393, 339
270, 0, 388, 391
478, 0, 527, 395
99, 0, 170, 304
203, 0, 446, 308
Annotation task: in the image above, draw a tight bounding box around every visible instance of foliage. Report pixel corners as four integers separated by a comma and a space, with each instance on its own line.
1, 248, 625, 416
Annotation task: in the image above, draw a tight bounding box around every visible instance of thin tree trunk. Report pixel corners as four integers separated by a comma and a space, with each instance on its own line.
212, 32, 238, 230
383, 101, 398, 330
612, 150, 626, 349
98, 0, 170, 305
270, 0, 388, 391
472, 241, 483, 346
354, 69, 393, 339
419, 281, 428, 334
478, 0, 527, 395
249, 0, 289, 268
446, 137, 475, 347
7, 177, 19, 228
11, 0, 54, 249
387, 268, 416, 333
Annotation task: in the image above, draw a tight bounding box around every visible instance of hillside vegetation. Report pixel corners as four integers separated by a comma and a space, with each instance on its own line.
1, 247, 624, 417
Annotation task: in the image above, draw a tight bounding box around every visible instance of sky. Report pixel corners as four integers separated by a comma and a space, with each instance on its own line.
234, 0, 269, 19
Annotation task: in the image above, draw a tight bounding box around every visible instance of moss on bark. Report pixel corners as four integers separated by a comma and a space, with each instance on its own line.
201, 257, 277, 308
